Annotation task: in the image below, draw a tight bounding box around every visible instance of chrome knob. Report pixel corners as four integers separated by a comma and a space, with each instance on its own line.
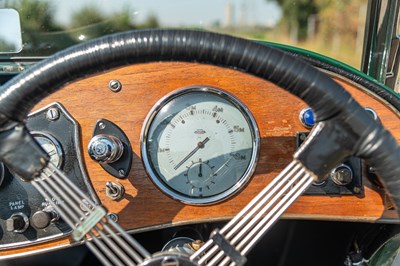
88, 134, 124, 163
31, 208, 58, 229
330, 164, 353, 186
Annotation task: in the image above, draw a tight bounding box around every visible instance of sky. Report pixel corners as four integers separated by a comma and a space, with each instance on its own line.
54, 0, 281, 28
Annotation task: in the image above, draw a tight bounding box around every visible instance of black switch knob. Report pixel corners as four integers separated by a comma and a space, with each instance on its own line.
6, 213, 29, 233
31, 209, 57, 229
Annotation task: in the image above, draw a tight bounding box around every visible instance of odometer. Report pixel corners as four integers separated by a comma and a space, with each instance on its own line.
141, 86, 259, 205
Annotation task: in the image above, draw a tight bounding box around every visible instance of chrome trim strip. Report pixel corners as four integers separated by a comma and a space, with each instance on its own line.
31, 131, 64, 168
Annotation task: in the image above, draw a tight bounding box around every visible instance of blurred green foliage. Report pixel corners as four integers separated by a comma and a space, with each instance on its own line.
265, 0, 367, 67
0, 0, 367, 68
12, 0, 62, 32
0, 39, 15, 52
268, 0, 318, 41
0, 0, 159, 55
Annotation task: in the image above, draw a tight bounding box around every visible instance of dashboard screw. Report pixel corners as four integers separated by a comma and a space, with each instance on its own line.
46, 108, 60, 121
118, 169, 125, 177
109, 80, 122, 92
79, 199, 93, 212
108, 213, 119, 222
368, 166, 376, 173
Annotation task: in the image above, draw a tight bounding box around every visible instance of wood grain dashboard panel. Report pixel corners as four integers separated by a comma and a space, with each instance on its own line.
2, 62, 399, 257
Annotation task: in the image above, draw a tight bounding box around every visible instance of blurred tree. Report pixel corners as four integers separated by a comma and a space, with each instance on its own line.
1, 0, 65, 55
141, 13, 160, 29
70, 6, 105, 28
0, 40, 13, 52
70, 6, 159, 33
269, 0, 318, 42
11, 0, 61, 32
109, 9, 136, 31
269, 0, 366, 61
315, 0, 366, 48
70, 6, 137, 33
0, 1, 161, 55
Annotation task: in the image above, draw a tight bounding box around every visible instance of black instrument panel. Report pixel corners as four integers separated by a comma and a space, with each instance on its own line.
0, 103, 96, 249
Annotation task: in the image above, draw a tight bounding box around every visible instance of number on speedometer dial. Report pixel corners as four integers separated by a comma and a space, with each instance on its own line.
141, 86, 259, 205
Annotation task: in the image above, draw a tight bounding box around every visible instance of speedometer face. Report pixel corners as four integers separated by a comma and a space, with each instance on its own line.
141, 86, 259, 205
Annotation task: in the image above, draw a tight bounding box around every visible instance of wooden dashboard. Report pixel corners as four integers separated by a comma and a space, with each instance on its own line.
2, 62, 400, 257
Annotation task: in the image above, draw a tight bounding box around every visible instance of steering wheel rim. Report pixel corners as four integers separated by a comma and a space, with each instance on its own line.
0, 29, 399, 264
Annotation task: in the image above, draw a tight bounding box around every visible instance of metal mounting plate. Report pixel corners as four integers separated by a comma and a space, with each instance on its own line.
92, 119, 133, 179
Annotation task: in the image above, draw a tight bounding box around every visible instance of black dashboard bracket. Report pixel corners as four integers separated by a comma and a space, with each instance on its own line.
91, 119, 133, 179
0, 102, 98, 249
296, 132, 363, 196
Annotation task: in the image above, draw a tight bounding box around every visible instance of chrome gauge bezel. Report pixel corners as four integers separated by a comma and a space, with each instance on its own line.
140, 86, 260, 205
31, 131, 64, 168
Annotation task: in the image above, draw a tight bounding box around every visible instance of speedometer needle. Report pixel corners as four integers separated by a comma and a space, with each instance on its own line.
174, 137, 210, 170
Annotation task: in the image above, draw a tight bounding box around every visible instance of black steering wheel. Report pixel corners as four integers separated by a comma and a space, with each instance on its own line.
0, 29, 399, 265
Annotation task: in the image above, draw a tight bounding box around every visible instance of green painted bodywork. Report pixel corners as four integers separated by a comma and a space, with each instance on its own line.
368, 233, 400, 265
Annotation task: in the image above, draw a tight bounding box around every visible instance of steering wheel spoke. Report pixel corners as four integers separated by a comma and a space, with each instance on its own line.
190, 160, 314, 265
32, 162, 151, 266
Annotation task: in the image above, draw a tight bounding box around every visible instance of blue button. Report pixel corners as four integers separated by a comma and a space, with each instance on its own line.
300, 107, 315, 128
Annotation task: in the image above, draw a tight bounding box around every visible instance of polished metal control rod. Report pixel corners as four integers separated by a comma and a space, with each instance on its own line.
32, 163, 150, 266
191, 160, 314, 266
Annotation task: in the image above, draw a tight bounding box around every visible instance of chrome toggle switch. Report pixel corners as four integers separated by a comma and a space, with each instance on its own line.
105, 181, 125, 201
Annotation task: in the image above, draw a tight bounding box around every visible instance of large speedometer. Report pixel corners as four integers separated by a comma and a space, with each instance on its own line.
141, 86, 259, 205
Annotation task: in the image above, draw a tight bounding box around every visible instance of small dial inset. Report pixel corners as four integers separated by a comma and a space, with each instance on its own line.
32, 132, 63, 168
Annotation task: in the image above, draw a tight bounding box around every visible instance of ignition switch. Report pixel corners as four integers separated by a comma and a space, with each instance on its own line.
88, 135, 124, 163
88, 119, 133, 179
